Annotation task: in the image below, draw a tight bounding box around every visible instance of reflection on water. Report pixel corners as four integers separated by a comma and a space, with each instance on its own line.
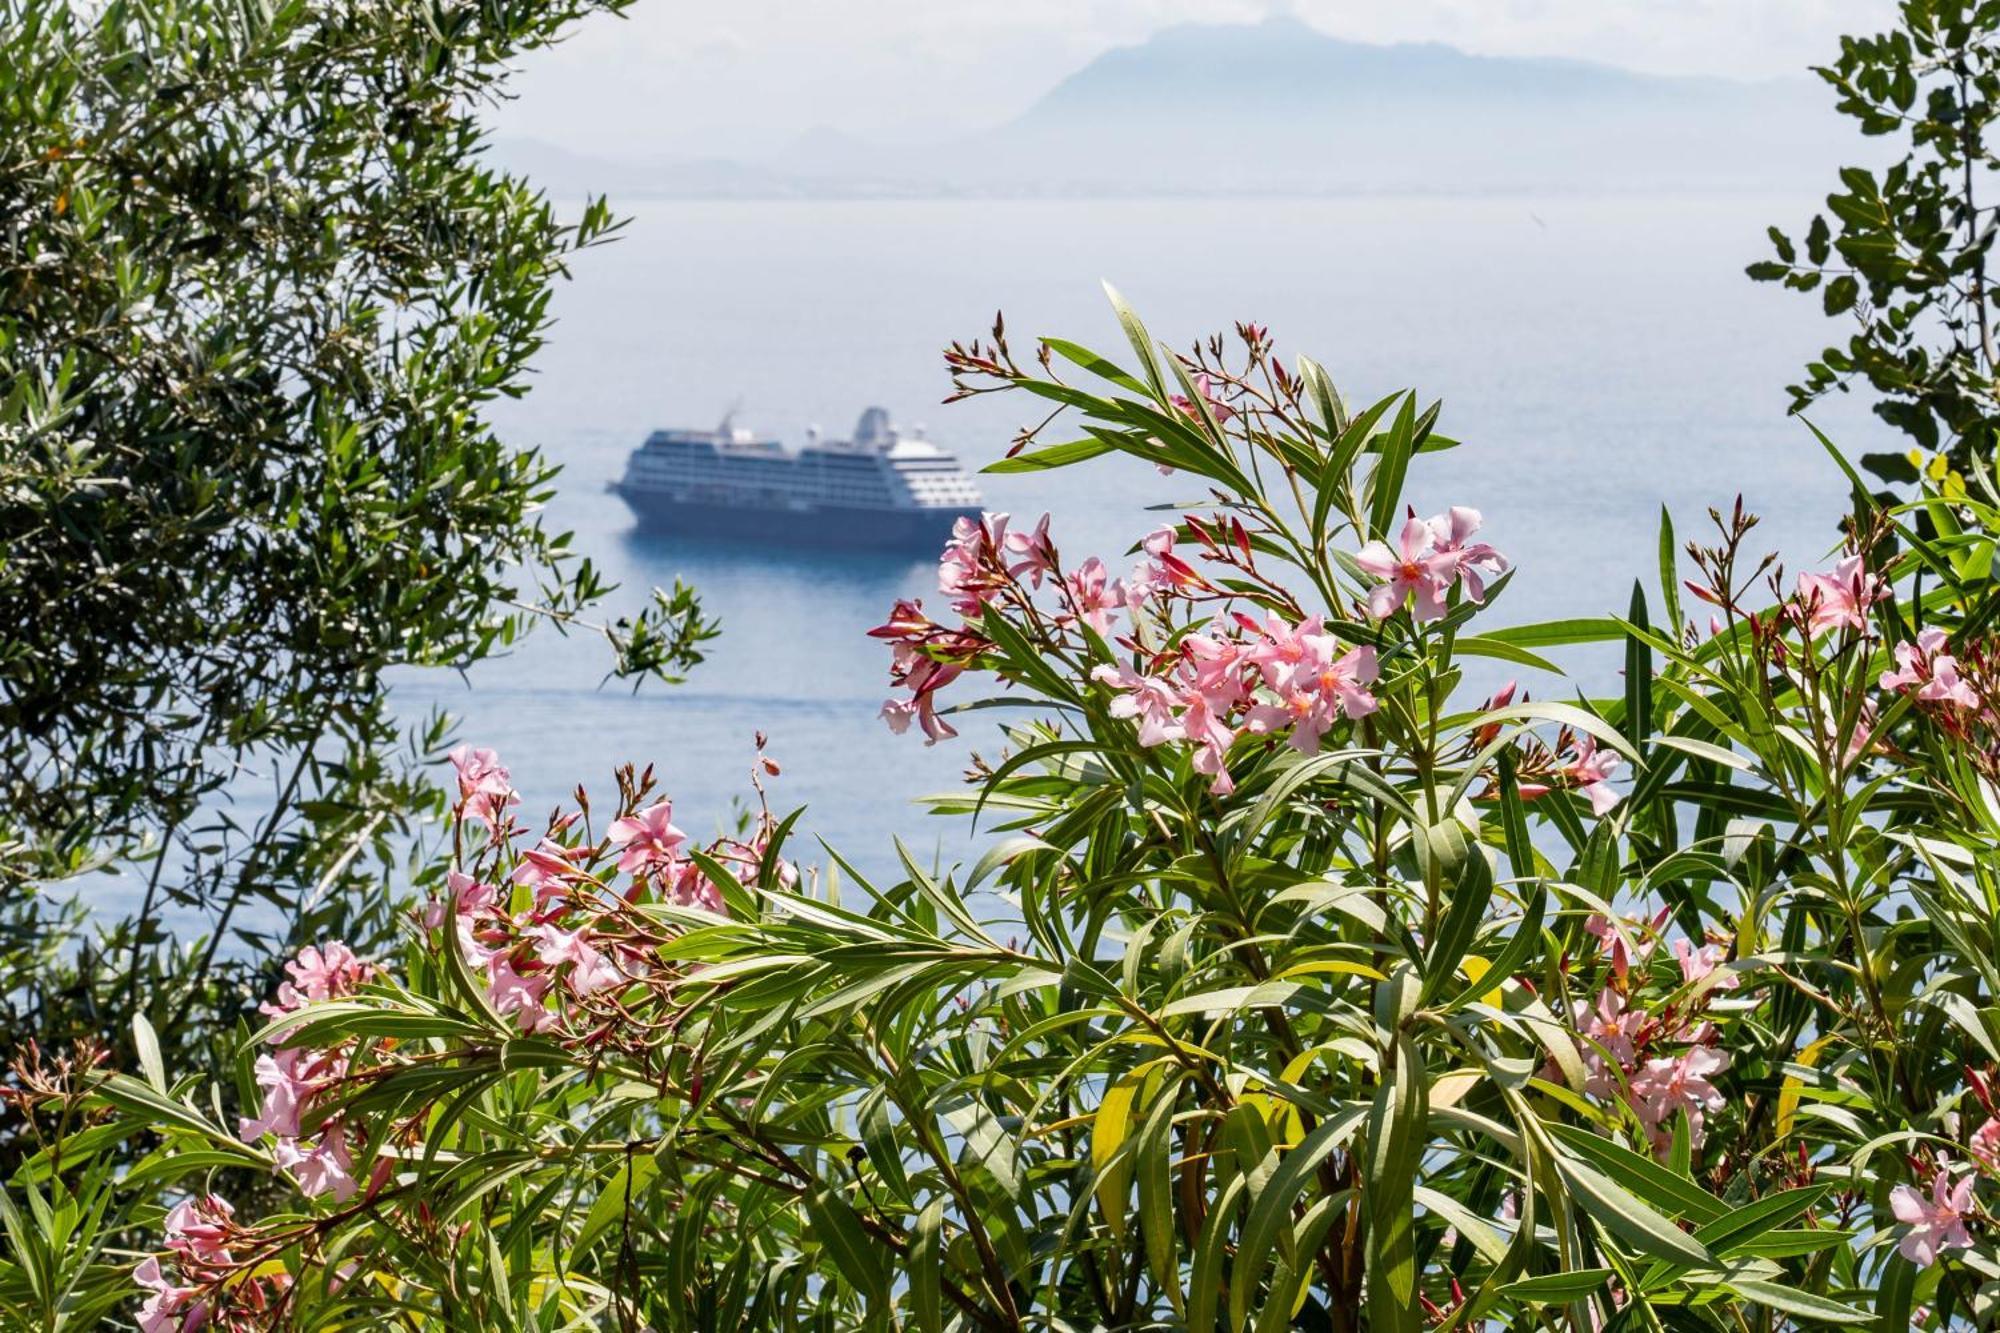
618, 525, 933, 599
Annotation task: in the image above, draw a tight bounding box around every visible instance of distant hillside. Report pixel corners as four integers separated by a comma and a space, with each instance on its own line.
497, 18, 1844, 198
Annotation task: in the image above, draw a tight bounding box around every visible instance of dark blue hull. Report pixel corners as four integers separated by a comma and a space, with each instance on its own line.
612, 487, 978, 551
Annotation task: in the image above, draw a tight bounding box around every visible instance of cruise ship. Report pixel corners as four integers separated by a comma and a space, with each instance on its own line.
610, 407, 985, 549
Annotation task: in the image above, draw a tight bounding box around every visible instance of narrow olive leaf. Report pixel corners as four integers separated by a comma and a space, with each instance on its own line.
1624, 582, 1653, 767
1041, 337, 1150, 394
1366, 1032, 1427, 1333
1102, 281, 1167, 401
132, 1013, 167, 1094
1093, 1062, 1165, 1244
860, 1088, 913, 1205
1322, 390, 1402, 521
1366, 392, 1418, 542
894, 837, 997, 946
804, 1186, 891, 1306
1230, 1105, 1370, 1331
1482, 618, 1626, 648
1496, 753, 1538, 879
1693, 1184, 1830, 1253
1498, 1269, 1616, 1302
911, 1199, 945, 1333
1135, 1076, 1183, 1313
1454, 634, 1566, 674
1728, 1278, 1870, 1323
1421, 821, 1495, 1003
1255, 1190, 1351, 1333
1657, 505, 1682, 632
1550, 1153, 1713, 1268
1187, 1173, 1249, 1333
1440, 879, 1545, 1014
1544, 1120, 1726, 1224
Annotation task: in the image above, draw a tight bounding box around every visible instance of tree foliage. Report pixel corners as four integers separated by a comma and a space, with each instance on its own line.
29, 294, 2000, 1329
1754, 0, 2000, 491
0, 0, 714, 1136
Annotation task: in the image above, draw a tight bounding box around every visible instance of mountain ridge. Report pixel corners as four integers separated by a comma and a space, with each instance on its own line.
495, 18, 1841, 198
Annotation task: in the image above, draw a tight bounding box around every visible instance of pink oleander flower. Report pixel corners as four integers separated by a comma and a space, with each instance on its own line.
1972, 1117, 2000, 1170
1584, 906, 1667, 979
262, 942, 374, 1022
939, 512, 1009, 615
1425, 506, 1509, 602
532, 923, 624, 996
1179, 686, 1238, 795
1309, 643, 1380, 720
448, 744, 518, 828
1170, 372, 1236, 426
1566, 733, 1624, 816
1576, 987, 1645, 1099
277, 1122, 357, 1202
1672, 937, 1737, 990
511, 837, 590, 905
1063, 557, 1127, 634
1243, 613, 1325, 694
1003, 512, 1055, 587
238, 1047, 321, 1141
1881, 626, 1980, 710
608, 799, 688, 875
1127, 525, 1203, 605
880, 653, 964, 744
666, 860, 729, 914
1180, 627, 1249, 717
1092, 662, 1186, 748
1796, 554, 1888, 637
1355, 514, 1457, 622
486, 953, 557, 1034
422, 868, 496, 931
1243, 641, 1380, 754
1627, 1045, 1729, 1149
1891, 1165, 1977, 1268
162, 1195, 235, 1265
134, 1256, 197, 1333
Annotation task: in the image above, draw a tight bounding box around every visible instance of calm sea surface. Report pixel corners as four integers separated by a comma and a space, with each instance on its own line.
275, 195, 1895, 899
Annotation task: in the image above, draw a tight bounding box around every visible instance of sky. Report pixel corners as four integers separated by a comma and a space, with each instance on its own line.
493, 0, 1896, 159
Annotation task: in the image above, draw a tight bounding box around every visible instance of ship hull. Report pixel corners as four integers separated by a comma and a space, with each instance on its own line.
613, 487, 978, 551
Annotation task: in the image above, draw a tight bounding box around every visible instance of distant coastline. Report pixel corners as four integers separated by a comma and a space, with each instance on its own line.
498, 17, 1845, 202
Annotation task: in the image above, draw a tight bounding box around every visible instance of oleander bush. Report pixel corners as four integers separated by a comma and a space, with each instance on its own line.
18, 292, 2000, 1330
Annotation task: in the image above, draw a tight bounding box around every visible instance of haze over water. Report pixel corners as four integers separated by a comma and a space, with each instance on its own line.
403, 191, 1870, 882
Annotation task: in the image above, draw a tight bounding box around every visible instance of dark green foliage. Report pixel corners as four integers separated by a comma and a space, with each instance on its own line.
0, 0, 713, 1153
1754, 0, 2000, 488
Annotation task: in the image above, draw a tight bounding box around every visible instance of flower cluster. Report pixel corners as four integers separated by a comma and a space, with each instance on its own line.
429, 747, 787, 1042
1093, 613, 1378, 794
1881, 626, 1980, 711
1568, 911, 1738, 1153
1794, 554, 1889, 638
238, 942, 379, 1202
1355, 507, 1507, 623
878, 508, 1512, 797
135, 1196, 282, 1333
139, 747, 794, 1318
876, 511, 1197, 744
1471, 686, 1627, 815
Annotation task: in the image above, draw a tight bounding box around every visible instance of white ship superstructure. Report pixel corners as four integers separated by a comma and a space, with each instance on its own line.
612, 407, 983, 548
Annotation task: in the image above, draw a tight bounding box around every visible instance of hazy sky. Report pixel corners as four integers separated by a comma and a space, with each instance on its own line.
494, 0, 1894, 158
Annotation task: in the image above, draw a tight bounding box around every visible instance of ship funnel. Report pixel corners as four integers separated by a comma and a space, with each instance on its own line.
853, 406, 893, 450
